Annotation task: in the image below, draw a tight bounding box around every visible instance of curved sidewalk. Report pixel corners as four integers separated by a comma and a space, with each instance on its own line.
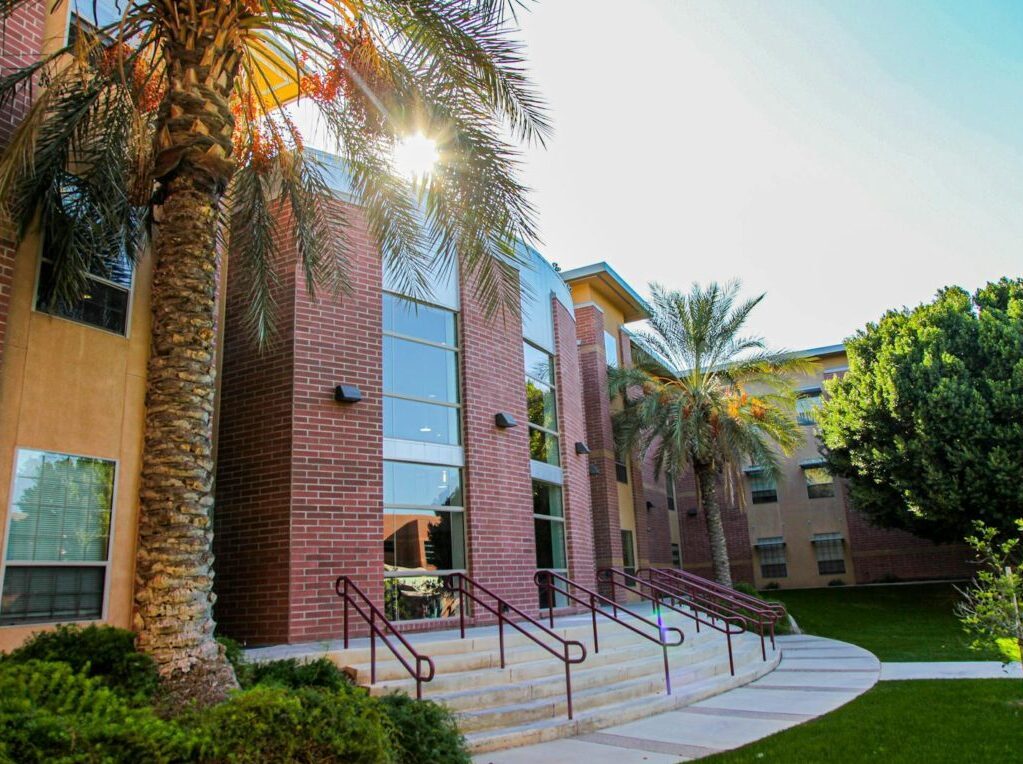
473, 634, 880, 763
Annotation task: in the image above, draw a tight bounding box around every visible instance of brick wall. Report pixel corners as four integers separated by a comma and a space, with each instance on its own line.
574, 305, 623, 589
678, 470, 755, 585
0, 0, 46, 369
637, 445, 674, 568
552, 297, 595, 592
843, 487, 974, 583
287, 199, 384, 643
459, 276, 536, 616
214, 201, 298, 644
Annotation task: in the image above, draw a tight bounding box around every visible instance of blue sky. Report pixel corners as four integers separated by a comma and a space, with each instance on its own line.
512, 0, 1023, 349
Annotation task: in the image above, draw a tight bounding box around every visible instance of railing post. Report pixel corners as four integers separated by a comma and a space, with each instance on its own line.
416, 658, 423, 700
770, 620, 776, 650
726, 630, 735, 676
662, 642, 672, 695
759, 622, 767, 661
590, 593, 599, 654
458, 576, 466, 640
370, 608, 377, 686
343, 578, 350, 650
547, 575, 555, 628
498, 609, 506, 669
564, 644, 574, 720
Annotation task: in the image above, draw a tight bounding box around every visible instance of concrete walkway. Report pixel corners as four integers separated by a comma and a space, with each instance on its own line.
881, 661, 1023, 680
472, 635, 880, 763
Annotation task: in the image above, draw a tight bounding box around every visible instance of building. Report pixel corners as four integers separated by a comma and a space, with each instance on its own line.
678, 344, 975, 588
0, 1, 973, 653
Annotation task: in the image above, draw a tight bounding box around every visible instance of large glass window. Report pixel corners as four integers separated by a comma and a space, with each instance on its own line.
524, 341, 560, 466
796, 390, 822, 426
813, 533, 846, 575
666, 473, 677, 511
382, 294, 460, 445
1, 450, 115, 625
383, 461, 464, 622
755, 537, 787, 579
621, 529, 637, 585
534, 481, 567, 608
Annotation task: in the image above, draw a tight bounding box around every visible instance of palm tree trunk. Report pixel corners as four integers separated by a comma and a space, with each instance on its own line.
134, 14, 242, 708
696, 462, 733, 587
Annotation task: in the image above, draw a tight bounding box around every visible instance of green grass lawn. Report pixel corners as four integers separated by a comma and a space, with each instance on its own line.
770, 582, 1007, 661
702, 679, 1023, 763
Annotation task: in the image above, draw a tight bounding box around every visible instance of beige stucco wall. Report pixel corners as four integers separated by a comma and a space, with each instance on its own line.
0, 229, 153, 651
746, 349, 855, 589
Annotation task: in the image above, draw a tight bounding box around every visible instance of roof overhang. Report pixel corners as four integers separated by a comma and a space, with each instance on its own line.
559, 261, 651, 323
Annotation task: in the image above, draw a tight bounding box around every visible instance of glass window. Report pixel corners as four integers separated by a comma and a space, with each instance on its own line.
384, 575, 460, 622
615, 449, 629, 484
524, 341, 559, 467
666, 473, 677, 511
382, 294, 456, 347
1, 450, 115, 625
534, 482, 567, 607
796, 390, 822, 426
671, 543, 681, 568
756, 537, 787, 579
383, 460, 466, 621
382, 294, 461, 447
813, 533, 846, 575
604, 330, 619, 368
36, 251, 132, 336
804, 466, 835, 499
748, 469, 777, 504
621, 529, 637, 584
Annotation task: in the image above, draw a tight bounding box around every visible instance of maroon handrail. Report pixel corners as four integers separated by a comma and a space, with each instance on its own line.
444, 573, 587, 719
597, 568, 746, 675
335, 576, 435, 699
534, 570, 684, 695
643, 568, 781, 656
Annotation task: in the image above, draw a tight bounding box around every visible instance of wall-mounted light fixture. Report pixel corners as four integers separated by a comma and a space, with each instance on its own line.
646, 501, 655, 510
686, 507, 698, 517
494, 412, 517, 428
334, 384, 362, 403
588, 464, 600, 476
574, 442, 591, 455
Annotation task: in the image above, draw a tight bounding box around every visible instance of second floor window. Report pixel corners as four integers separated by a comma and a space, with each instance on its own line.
604, 330, 619, 368
747, 467, 777, 504
36, 251, 133, 336
804, 464, 835, 499
796, 390, 822, 426
524, 341, 560, 466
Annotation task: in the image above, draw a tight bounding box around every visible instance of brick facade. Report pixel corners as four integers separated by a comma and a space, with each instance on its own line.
677, 471, 756, 585
0, 0, 46, 369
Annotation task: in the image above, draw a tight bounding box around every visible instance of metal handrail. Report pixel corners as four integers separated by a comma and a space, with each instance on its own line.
534, 570, 684, 695
643, 568, 781, 656
597, 568, 746, 675
444, 573, 587, 719
655, 568, 786, 620
335, 576, 436, 699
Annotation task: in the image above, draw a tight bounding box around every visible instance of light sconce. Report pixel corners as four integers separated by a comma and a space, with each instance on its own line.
588, 464, 600, 476
574, 442, 591, 455
686, 507, 698, 517
334, 385, 362, 403
494, 412, 517, 428
646, 501, 655, 510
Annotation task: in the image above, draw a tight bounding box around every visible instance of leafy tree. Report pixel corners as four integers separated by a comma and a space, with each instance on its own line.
956, 520, 1023, 668
817, 279, 1023, 542
610, 282, 811, 586
0, 0, 547, 704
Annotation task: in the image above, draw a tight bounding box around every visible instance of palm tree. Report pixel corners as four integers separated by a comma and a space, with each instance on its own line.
609, 282, 813, 587
0, 0, 547, 705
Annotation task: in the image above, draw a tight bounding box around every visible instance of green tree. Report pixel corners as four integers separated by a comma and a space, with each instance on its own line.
956, 520, 1023, 667
0, 0, 547, 705
609, 282, 811, 586
817, 279, 1023, 543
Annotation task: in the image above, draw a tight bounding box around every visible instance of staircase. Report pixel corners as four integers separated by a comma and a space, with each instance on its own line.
325, 606, 779, 754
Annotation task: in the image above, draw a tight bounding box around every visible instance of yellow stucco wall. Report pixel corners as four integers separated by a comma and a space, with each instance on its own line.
0, 228, 153, 650
746, 350, 854, 589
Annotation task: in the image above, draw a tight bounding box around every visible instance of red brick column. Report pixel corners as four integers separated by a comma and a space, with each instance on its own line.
459, 277, 535, 616
552, 297, 595, 592
0, 0, 46, 368
575, 305, 622, 587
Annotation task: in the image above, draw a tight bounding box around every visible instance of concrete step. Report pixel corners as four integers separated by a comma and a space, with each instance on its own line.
465, 645, 781, 754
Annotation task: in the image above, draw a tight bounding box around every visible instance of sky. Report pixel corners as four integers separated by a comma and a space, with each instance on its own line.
508, 0, 1023, 350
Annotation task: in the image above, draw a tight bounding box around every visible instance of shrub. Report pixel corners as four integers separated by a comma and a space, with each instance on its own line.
0, 660, 197, 763
2, 624, 158, 701
733, 582, 758, 597
828, 579, 847, 587
196, 684, 395, 763
244, 656, 351, 692
378, 692, 470, 764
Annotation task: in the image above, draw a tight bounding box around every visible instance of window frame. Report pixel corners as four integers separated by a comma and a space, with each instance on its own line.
382, 293, 462, 446
795, 389, 822, 427
671, 543, 681, 568
755, 537, 787, 579
524, 340, 561, 467
803, 463, 836, 499
0, 447, 119, 627
620, 529, 637, 582
665, 473, 677, 511
32, 247, 135, 339
812, 533, 846, 575
603, 330, 620, 368
746, 467, 778, 504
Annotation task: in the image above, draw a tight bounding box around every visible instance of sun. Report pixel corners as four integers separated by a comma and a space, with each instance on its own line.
392, 133, 439, 179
